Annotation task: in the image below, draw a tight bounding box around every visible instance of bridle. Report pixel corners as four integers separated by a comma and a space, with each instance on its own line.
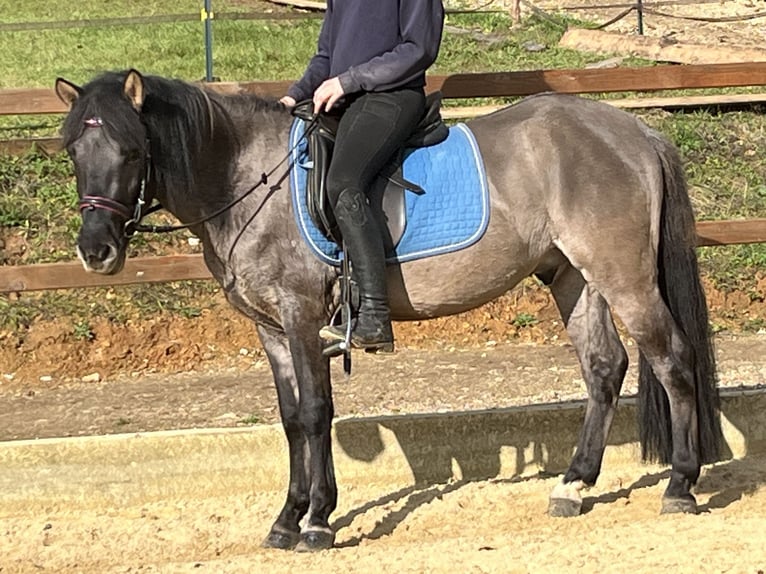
78, 152, 152, 238
76, 113, 319, 238
76, 116, 155, 237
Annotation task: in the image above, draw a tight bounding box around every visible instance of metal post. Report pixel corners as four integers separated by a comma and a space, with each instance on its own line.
636, 0, 644, 35
203, 0, 214, 81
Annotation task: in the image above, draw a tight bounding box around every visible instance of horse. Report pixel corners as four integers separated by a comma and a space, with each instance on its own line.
55, 69, 721, 552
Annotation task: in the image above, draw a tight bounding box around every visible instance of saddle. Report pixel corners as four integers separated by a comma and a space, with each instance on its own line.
292, 92, 449, 250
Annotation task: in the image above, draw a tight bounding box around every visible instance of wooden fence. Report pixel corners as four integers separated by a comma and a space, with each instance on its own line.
2, 62, 766, 294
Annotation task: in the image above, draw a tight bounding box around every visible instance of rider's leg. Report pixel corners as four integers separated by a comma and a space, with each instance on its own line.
320, 88, 425, 350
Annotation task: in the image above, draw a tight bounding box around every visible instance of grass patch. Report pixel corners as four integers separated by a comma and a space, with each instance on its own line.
512, 313, 539, 328
0, 281, 222, 333
641, 108, 766, 291
239, 414, 260, 425
1, 5, 765, 335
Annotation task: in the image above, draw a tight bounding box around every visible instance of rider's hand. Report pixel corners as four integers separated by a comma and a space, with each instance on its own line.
312, 77, 344, 114
279, 95, 297, 108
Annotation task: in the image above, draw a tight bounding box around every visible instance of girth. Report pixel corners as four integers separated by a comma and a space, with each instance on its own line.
292, 92, 449, 249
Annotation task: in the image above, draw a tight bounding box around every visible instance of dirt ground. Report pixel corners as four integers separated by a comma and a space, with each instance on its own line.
2, 455, 766, 573
0, 278, 764, 442
1, 328, 766, 573
2, 331, 766, 573
0, 332, 765, 441
530, 0, 765, 48
2, 2, 766, 572
1, 337, 766, 574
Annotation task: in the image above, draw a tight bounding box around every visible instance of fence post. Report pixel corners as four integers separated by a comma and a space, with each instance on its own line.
636, 0, 644, 34
511, 0, 521, 24
203, 0, 214, 81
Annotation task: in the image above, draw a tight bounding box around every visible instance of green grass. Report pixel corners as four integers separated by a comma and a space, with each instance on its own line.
0, 2, 589, 89
239, 414, 260, 425
1, 3, 766, 334
0, 0, 204, 21
512, 313, 539, 328
0, 0, 314, 88
644, 109, 766, 289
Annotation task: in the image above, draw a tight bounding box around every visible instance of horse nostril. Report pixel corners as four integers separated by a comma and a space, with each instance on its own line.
96, 244, 112, 262
77, 242, 120, 273
82, 244, 115, 269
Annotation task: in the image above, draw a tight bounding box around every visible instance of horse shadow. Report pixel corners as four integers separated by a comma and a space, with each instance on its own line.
695, 395, 766, 512
332, 390, 766, 542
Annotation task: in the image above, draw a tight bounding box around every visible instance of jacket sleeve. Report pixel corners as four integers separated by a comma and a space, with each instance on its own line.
286, 8, 332, 102
337, 0, 445, 95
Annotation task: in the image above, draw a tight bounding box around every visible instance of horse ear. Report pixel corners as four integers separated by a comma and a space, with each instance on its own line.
55, 78, 82, 109
123, 69, 145, 111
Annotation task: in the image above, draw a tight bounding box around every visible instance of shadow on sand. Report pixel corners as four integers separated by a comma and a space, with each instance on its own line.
332, 389, 766, 544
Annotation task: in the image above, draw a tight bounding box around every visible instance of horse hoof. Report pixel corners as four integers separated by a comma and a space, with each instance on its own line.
548, 497, 582, 518
294, 529, 335, 552
261, 529, 300, 550
661, 496, 698, 515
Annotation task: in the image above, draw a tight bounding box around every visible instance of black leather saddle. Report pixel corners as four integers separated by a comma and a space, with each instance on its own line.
292, 92, 449, 251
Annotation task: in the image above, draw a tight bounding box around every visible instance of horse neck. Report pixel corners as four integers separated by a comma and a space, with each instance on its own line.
149, 95, 294, 239
148, 93, 239, 222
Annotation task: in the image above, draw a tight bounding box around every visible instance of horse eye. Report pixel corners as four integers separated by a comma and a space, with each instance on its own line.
125, 149, 142, 163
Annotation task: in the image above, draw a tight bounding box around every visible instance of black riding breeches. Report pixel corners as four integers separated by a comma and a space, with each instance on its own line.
325, 88, 426, 209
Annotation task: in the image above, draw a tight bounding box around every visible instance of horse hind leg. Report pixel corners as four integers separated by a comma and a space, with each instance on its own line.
599, 283, 702, 514
541, 264, 629, 518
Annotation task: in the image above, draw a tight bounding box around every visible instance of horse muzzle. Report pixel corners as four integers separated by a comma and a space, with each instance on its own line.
76, 221, 126, 274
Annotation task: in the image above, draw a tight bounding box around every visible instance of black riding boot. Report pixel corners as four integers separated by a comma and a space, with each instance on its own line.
319, 188, 394, 353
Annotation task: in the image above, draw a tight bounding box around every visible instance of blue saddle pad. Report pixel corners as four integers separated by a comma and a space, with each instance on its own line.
289, 120, 490, 266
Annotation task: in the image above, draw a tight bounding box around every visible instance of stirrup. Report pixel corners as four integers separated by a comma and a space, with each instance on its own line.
320, 324, 394, 354
319, 323, 395, 354
320, 303, 353, 357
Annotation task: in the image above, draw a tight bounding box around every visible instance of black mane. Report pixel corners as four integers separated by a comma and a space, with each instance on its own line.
61, 70, 285, 196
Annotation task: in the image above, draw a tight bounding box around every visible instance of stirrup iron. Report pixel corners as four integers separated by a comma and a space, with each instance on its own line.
322, 249, 353, 375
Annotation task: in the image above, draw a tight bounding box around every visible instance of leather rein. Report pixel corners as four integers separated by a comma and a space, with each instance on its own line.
77, 113, 319, 238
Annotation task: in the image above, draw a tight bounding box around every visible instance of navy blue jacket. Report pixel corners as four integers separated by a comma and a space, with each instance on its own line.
287, 0, 445, 102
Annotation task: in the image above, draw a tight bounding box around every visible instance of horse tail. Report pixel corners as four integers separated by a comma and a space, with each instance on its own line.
637, 131, 722, 465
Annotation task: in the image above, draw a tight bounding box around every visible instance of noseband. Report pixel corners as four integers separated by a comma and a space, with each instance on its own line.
78, 175, 150, 238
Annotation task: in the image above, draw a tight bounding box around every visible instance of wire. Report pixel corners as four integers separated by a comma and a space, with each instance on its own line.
596, 6, 636, 28
642, 7, 766, 23
523, 0, 766, 30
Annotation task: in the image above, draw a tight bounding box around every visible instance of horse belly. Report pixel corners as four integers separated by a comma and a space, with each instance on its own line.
386, 236, 540, 320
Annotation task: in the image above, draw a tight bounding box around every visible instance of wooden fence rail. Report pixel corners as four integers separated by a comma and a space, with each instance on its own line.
2, 219, 765, 294
3, 62, 766, 117
2, 62, 766, 294
3, 62, 766, 153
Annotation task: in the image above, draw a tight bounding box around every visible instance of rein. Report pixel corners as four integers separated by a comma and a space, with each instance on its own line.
78, 112, 319, 238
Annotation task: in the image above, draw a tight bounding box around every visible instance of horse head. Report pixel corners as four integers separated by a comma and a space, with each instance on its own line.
55, 70, 152, 274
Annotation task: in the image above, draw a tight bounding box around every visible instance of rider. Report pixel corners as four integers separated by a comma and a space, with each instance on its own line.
280, 0, 445, 353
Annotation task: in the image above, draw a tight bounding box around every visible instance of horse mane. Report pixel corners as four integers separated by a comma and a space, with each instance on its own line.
61, 70, 285, 196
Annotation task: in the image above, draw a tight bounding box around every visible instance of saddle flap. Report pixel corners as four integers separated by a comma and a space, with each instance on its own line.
369, 160, 408, 253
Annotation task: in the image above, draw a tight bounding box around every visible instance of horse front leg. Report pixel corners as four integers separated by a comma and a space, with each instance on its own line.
257, 323, 337, 552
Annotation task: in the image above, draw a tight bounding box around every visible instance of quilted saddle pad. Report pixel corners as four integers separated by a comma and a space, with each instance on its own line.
289, 120, 490, 266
